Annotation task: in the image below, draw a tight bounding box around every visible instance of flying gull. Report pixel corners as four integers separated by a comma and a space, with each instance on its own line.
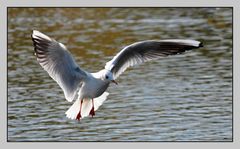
31, 30, 203, 121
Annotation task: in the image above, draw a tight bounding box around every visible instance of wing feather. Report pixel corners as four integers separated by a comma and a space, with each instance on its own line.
105, 39, 203, 79
32, 30, 87, 102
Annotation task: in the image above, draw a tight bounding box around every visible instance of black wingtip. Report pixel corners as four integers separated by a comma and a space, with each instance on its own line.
31, 29, 35, 36
199, 42, 203, 48
31, 30, 36, 40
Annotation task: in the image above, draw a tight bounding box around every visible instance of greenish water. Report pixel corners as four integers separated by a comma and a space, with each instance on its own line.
8, 8, 232, 141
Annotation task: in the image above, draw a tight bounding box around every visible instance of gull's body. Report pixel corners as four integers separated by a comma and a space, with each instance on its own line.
79, 71, 110, 100
32, 30, 203, 121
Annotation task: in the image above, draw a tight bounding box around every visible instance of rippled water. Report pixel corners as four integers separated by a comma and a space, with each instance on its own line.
7, 8, 232, 141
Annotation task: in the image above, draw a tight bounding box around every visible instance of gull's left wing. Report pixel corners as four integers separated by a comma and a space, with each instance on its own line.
105, 40, 203, 79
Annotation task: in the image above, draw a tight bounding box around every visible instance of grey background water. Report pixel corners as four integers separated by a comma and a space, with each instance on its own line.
7, 8, 232, 141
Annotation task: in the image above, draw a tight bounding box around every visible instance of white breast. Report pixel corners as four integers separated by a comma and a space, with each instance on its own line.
78, 75, 109, 99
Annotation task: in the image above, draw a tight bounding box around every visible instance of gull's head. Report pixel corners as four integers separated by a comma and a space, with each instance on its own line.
101, 69, 118, 85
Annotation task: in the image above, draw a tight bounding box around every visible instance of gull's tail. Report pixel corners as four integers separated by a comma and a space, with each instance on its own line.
65, 92, 109, 120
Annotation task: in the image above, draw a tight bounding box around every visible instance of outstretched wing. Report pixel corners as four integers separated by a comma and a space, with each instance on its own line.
32, 30, 87, 102
105, 39, 203, 79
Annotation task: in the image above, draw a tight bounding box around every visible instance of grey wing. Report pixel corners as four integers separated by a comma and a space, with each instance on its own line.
105, 39, 203, 79
32, 30, 87, 102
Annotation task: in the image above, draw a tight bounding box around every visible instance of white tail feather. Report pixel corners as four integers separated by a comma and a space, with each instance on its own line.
65, 92, 109, 120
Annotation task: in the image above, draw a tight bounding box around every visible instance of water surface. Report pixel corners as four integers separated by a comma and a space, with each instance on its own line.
8, 8, 232, 141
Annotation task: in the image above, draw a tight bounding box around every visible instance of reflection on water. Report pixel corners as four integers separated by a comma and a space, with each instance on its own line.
8, 8, 232, 141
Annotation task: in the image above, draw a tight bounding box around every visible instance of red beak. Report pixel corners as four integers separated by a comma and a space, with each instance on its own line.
112, 80, 118, 85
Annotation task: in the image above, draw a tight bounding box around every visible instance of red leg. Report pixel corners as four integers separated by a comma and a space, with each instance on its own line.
89, 99, 95, 117
76, 99, 83, 121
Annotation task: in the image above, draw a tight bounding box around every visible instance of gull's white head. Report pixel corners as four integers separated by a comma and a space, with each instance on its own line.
101, 69, 118, 85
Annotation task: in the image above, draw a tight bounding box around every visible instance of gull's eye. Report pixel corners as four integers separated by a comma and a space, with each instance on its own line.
105, 75, 109, 79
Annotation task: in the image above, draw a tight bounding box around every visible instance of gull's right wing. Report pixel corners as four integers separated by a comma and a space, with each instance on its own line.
32, 30, 87, 102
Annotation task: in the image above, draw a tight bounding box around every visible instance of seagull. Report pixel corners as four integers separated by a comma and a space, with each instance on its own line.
31, 30, 203, 121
